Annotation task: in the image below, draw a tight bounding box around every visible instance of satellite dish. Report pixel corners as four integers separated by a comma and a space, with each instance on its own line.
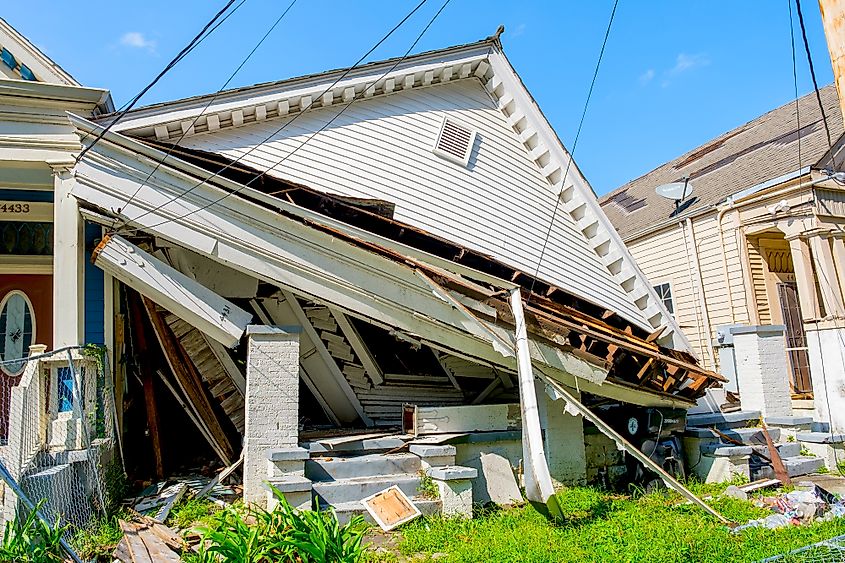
655, 177, 694, 211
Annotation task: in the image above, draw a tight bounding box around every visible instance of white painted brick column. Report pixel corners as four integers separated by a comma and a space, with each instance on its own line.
536, 381, 586, 486
806, 324, 845, 433
243, 325, 301, 505
733, 326, 792, 418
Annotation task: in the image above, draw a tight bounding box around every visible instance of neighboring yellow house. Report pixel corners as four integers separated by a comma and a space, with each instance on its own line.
600, 85, 845, 413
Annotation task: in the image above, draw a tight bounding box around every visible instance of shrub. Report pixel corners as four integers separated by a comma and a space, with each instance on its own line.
0, 500, 67, 562
192, 486, 367, 562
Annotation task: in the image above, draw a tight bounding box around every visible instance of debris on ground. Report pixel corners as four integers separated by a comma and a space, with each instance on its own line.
732, 482, 845, 532
113, 515, 186, 562
132, 472, 240, 521
362, 485, 422, 531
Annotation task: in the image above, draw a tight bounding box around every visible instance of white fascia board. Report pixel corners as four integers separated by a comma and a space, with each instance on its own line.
0, 79, 111, 112
94, 234, 252, 347
485, 46, 692, 353
105, 50, 490, 134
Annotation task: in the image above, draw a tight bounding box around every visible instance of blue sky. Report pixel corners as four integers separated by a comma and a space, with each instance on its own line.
4, 1, 835, 195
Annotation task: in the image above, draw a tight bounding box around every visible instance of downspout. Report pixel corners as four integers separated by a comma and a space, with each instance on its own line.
680, 218, 716, 367
716, 205, 737, 323
509, 288, 561, 519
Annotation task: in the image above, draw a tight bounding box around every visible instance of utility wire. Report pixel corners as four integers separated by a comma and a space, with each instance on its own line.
76, 0, 240, 163
526, 0, 619, 300
788, 0, 803, 187
795, 0, 836, 166
793, 0, 845, 465
114, 0, 444, 235
113, 0, 299, 229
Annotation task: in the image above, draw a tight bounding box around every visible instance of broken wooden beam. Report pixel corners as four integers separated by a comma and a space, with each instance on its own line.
143, 298, 234, 464
128, 293, 164, 479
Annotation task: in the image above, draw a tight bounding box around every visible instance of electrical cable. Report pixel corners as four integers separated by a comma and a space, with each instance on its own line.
114, 0, 450, 236
113, 0, 299, 229
76, 0, 240, 163
793, 0, 845, 469
795, 0, 838, 168
526, 0, 619, 300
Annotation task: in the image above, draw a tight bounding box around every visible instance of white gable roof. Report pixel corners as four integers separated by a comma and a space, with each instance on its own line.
101, 37, 690, 352
0, 18, 79, 85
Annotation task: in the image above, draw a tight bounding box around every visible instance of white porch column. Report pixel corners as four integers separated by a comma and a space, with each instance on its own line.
809, 235, 845, 317
733, 326, 793, 418
51, 166, 84, 347
243, 325, 301, 505
788, 236, 821, 321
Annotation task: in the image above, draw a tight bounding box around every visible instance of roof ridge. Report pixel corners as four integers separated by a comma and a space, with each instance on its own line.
601, 83, 838, 202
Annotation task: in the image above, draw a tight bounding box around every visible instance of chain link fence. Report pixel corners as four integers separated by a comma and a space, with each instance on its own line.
759, 534, 845, 562
0, 345, 117, 538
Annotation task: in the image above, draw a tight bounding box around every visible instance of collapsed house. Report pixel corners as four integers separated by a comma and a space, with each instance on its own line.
0, 21, 724, 525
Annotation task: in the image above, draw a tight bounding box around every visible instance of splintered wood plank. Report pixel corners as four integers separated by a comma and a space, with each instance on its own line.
144, 298, 234, 464
117, 521, 153, 563
137, 527, 181, 563
331, 308, 386, 385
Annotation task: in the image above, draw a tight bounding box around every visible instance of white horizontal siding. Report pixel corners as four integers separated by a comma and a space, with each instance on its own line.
182, 79, 647, 325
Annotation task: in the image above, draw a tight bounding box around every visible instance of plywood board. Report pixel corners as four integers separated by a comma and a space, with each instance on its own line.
361, 485, 421, 531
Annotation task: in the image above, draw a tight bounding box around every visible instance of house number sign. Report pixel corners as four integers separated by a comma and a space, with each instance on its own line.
0, 203, 32, 214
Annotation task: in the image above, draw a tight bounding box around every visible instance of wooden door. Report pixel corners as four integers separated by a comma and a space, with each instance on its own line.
777, 282, 812, 395
0, 274, 52, 440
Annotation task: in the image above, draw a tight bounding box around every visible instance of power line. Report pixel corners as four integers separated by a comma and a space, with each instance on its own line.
114, 0, 444, 235
113, 0, 299, 229
76, 0, 241, 163
526, 0, 619, 300
795, 0, 836, 166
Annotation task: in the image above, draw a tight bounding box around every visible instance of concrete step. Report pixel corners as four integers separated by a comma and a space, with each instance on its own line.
328, 497, 441, 526
752, 456, 826, 480
306, 453, 421, 481
302, 435, 407, 456
312, 474, 421, 505
686, 410, 761, 430
687, 426, 780, 444
748, 442, 802, 459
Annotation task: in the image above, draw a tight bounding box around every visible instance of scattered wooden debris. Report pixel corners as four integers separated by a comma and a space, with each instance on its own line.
197, 454, 244, 500
362, 485, 421, 531
113, 516, 184, 563
134, 482, 188, 523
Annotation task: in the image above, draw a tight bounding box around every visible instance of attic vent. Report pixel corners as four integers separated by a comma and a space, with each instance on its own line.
433, 118, 477, 167
602, 189, 647, 215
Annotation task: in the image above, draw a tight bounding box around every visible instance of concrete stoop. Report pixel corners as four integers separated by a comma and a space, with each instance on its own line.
268, 440, 477, 523
684, 410, 827, 483
306, 451, 441, 525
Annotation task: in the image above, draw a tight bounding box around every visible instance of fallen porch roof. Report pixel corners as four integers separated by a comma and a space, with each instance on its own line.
67, 114, 723, 407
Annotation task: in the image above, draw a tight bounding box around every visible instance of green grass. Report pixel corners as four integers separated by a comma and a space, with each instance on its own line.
386, 487, 845, 563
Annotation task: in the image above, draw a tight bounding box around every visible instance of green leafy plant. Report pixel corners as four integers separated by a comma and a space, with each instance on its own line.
417, 470, 439, 500
71, 514, 124, 561
168, 497, 220, 529
787, 435, 796, 442
193, 486, 367, 562
0, 501, 68, 562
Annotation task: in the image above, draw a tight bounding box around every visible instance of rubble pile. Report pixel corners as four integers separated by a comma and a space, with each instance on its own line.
731, 482, 845, 532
